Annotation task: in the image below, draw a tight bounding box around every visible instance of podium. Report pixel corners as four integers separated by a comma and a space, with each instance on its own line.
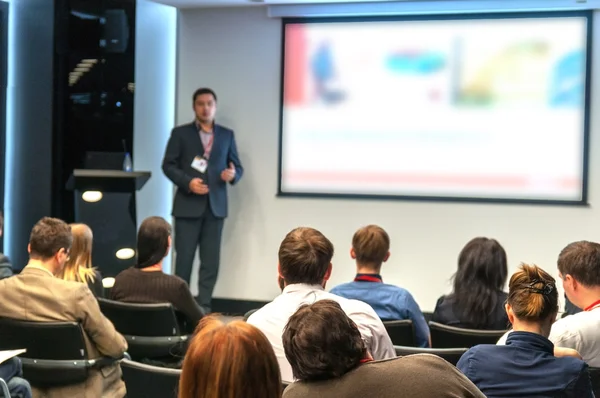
67, 169, 151, 278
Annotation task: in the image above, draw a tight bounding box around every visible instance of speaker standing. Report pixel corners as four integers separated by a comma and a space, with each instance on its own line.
162, 88, 243, 313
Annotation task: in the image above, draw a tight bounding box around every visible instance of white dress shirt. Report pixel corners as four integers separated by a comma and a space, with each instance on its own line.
247, 283, 396, 383
497, 305, 600, 367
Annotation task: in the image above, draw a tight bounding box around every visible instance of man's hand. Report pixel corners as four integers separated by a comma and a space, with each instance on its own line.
221, 162, 236, 182
554, 346, 582, 359
189, 178, 209, 195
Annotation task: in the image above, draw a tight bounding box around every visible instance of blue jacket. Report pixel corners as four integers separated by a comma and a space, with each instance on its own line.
162, 122, 243, 218
330, 274, 430, 348
457, 331, 594, 398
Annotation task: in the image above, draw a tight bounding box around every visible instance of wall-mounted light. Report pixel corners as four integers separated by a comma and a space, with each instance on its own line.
102, 277, 115, 289
116, 248, 135, 260
81, 191, 103, 203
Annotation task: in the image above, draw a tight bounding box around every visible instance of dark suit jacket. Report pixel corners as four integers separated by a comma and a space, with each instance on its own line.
162, 122, 243, 218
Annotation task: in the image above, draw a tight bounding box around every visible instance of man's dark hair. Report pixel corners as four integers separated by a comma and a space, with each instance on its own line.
283, 300, 366, 381
558, 241, 600, 287
29, 217, 72, 260
192, 88, 217, 103
278, 227, 334, 285
136, 216, 172, 269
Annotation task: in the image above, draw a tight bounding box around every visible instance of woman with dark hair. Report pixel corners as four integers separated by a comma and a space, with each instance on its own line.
457, 264, 593, 397
179, 316, 281, 398
111, 216, 204, 326
432, 237, 509, 330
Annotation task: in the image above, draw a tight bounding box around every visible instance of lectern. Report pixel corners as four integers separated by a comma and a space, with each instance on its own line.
67, 169, 151, 278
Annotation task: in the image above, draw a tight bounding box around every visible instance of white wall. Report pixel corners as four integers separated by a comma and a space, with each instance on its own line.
134, 0, 177, 272
177, 7, 600, 310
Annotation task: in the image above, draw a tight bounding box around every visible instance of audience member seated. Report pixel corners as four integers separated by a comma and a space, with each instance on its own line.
111, 216, 204, 327
282, 300, 485, 398
0, 217, 127, 397
0, 210, 14, 280
247, 227, 395, 383
330, 225, 430, 347
457, 264, 593, 398
433, 237, 509, 330
57, 223, 103, 297
0, 357, 32, 398
179, 315, 281, 398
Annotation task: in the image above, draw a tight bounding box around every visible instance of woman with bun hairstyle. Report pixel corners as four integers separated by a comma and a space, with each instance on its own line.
456, 263, 593, 398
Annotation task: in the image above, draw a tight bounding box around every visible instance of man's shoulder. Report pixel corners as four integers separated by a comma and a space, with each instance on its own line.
325, 291, 379, 317
215, 123, 233, 134
171, 122, 195, 135
550, 310, 599, 341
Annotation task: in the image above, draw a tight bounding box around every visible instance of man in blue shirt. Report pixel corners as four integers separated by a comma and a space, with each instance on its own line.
330, 225, 430, 347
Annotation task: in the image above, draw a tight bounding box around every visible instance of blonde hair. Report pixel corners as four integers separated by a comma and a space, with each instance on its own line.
58, 223, 97, 284
507, 263, 558, 321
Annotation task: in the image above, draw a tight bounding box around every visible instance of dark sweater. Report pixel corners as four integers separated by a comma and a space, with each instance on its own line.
110, 267, 204, 326
283, 354, 485, 398
432, 292, 509, 330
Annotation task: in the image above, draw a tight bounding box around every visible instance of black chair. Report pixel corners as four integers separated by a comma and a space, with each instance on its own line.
589, 367, 600, 396
98, 298, 190, 360
121, 359, 180, 398
0, 318, 119, 388
394, 345, 468, 366
382, 320, 416, 346
423, 312, 433, 323
429, 321, 507, 348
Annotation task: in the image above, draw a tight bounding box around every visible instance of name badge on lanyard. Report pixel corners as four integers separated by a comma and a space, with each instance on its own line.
191, 156, 208, 173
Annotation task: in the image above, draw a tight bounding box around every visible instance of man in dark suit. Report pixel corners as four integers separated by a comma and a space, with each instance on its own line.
162, 88, 243, 313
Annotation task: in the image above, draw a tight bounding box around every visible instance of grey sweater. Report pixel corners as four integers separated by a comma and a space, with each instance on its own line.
283, 354, 485, 398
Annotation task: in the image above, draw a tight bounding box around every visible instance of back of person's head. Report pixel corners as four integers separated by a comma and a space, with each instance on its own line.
179, 315, 281, 398
558, 241, 600, 287
59, 223, 96, 284
278, 227, 334, 286
136, 216, 171, 269
283, 300, 367, 382
351, 225, 390, 270
29, 217, 72, 261
507, 263, 558, 326
451, 237, 508, 328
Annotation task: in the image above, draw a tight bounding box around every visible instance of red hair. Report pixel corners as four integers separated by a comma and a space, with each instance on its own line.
179, 315, 281, 398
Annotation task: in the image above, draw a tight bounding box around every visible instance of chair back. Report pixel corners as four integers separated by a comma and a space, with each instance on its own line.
394, 345, 468, 366
429, 321, 506, 348
0, 318, 89, 386
121, 359, 180, 398
382, 320, 415, 346
98, 298, 188, 359
589, 367, 600, 396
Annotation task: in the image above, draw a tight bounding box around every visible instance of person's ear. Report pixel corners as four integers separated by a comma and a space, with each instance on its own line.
27, 244, 31, 254
506, 303, 515, 325
323, 262, 333, 282
383, 251, 390, 263
350, 248, 357, 260
565, 274, 578, 292
277, 262, 284, 279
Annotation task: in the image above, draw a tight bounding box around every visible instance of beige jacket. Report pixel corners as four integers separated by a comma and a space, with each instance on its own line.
0, 266, 128, 398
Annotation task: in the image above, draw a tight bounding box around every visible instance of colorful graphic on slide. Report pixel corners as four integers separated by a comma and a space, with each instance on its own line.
281, 17, 588, 202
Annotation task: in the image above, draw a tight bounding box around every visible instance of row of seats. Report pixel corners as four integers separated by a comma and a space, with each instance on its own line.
383, 319, 506, 348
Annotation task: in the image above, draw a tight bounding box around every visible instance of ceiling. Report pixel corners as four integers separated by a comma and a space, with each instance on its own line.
151, 0, 395, 9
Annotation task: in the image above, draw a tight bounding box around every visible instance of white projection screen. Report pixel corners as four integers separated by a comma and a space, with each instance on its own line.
278, 12, 592, 205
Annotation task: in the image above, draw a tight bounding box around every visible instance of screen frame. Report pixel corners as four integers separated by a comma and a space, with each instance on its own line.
277, 11, 593, 206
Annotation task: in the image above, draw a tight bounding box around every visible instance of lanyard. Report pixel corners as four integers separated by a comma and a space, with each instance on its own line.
584, 299, 600, 311
200, 131, 214, 158
354, 274, 383, 283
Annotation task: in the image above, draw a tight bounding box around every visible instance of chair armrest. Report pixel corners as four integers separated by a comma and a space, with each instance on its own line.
87, 355, 124, 368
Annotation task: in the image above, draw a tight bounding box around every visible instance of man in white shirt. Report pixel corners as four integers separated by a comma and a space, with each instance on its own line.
498, 241, 600, 366
247, 227, 395, 383
550, 240, 600, 366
